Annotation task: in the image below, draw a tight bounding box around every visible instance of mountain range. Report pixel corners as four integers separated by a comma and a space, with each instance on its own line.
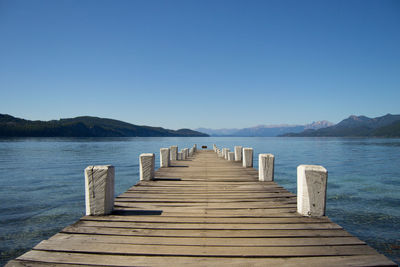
2, 113, 399, 138
0, 114, 208, 137
196, 121, 334, 137
282, 114, 400, 137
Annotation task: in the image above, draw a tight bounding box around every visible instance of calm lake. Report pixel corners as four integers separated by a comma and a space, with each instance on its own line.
0, 137, 399, 265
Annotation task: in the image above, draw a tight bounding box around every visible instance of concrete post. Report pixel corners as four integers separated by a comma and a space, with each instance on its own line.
160, 148, 170, 168
224, 149, 231, 160
181, 149, 187, 160
242, 148, 253, 167
193, 144, 197, 152
189, 148, 194, 157
259, 154, 274, 181
228, 152, 235, 161
185, 148, 189, 158
297, 165, 328, 217
234, 146, 242, 161
177, 152, 183, 160
85, 165, 114, 216
140, 153, 155, 181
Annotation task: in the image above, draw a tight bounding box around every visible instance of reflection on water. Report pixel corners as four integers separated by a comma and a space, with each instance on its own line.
0, 137, 399, 265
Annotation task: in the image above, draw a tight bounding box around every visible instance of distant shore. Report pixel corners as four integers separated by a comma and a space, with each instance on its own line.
0, 114, 209, 137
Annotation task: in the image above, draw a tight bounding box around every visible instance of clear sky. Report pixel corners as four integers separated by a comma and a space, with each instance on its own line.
0, 0, 399, 129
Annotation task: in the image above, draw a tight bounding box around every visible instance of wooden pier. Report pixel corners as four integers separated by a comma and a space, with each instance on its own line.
7, 149, 396, 266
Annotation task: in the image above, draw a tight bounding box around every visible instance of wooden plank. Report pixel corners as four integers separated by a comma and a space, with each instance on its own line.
34, 240, 378, 257
13, 251, 397, 267
61, 226, 353, 237
111, 207, 299, 215
112, 202, 298, 209
49, 233, 366, 246
109, 209, 303, 217
70, 220, 343, 230
81, 215, 332, 223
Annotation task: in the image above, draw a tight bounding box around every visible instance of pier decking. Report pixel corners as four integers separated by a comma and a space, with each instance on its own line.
7, 150, 396, 266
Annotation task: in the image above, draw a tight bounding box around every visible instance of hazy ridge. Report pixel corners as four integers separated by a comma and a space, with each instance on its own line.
196, 121, 333, 137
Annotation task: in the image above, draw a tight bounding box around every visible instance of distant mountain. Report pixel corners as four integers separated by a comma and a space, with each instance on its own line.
0, 114, 208, 137
282, 114, 400, 137
195, 128, 239, 136
196, 121, 333, 137
304, 121, 334, 130
232, 125, 306, 137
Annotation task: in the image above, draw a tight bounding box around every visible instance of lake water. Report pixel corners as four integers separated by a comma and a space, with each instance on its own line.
0, 137, 399, 265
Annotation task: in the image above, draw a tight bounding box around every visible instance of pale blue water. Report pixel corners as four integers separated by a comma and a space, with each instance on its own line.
0, 137, 399, 265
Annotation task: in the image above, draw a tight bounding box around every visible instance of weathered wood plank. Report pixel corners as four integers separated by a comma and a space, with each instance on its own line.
49, 233, 366, 246
61, 226, 353, 237
81, 215, 332, 223
13, 251, 396, 267
70, 220, 343, 230
35, 240, 378, 257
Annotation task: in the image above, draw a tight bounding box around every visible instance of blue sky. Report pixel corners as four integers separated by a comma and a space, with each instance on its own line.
1, 0, 399, 129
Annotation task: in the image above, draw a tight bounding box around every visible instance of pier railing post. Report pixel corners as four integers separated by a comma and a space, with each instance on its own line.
170, 146, 178, 161
222, 148, 227, 159
189, 148, 194, 157
297, 165, 328, 217
224, 149, 230, 160
234, 146, 242, 161
242, 148, 253, 167
193, 144, 197, 152
84, 165, 114, 216
181, 149, 187, 160
228, 152, 235, 161
160, 148, 170, 168
178, 152, 183, 160
140, 153, 155, 181
259, 154, 275, 181
185, 148, 189, 158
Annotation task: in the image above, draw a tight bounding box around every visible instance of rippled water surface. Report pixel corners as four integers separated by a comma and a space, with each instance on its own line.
0, 137, 399, 265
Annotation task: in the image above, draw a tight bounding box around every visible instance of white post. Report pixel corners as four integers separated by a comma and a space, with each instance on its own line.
181, 149, 187, 160
189, 148, 194, 157
140, 153, 155, 181
234, 146, 242, 161
185, 148, 189, 158
222, 148, 227, 158
177, 152, 183, 160
85, 165, 114, 216
193, 144, 197, 152
224, 149, 231, 160
170, 146, 178, 161
160, 148, 170, 168
242, 148, 253, 167
228, 152, 235, 161
259, 154, 275, 181
297, 165, 328, 217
